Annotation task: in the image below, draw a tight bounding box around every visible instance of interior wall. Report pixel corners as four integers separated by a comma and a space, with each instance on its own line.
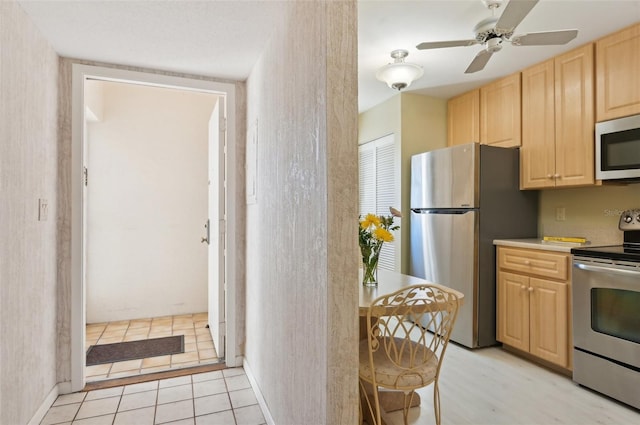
57, 58, 247, 385
358, 93, 447, 274
245, 1, 358, 424
399, 93, 448, 273
0, 1, 59, 423
358, 95, 402, 271
85, 81, 217, 323
358, 94, 401, 145
539, 183, 640, 244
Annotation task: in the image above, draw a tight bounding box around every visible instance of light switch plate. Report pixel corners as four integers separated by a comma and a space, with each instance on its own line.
39, 198, 48, 221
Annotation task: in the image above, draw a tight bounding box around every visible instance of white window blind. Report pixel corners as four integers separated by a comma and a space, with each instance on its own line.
358, 134, 398, 271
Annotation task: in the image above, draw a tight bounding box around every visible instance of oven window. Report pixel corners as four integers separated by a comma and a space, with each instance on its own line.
591, 288, 640, 344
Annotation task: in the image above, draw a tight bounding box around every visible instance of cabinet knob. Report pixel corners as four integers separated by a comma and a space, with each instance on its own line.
523, 260, 531, 265
554, 174, 561, 179
546, 174, 553, 179
521, 285, 527, 290
528, 287, 534, 292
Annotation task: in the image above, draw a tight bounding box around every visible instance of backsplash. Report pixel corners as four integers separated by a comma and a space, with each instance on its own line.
539, 183, 640, 246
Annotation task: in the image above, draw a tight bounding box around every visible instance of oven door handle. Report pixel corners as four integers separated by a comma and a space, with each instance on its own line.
574, 262, 640, 277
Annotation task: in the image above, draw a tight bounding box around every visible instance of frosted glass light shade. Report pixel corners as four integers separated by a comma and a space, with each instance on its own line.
376, 62, 424, 91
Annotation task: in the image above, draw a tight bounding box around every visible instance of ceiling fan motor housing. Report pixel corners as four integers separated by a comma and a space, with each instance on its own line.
473, 16, 513, 43
486, 36, 503, 52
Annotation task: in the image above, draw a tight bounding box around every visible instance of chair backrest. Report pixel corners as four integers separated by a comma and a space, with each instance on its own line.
364, 284, 460, 388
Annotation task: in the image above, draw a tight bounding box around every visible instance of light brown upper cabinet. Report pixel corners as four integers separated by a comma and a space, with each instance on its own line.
520, 44, 595, 189
480, 73, 521, 148
596, 22, 640, 122
447, 89, 480, 146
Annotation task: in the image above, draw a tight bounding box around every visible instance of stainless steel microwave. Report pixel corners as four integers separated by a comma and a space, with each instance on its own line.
596, 114, 640, 181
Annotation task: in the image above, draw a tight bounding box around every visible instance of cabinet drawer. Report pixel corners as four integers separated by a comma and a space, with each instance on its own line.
498, 247, 569, 281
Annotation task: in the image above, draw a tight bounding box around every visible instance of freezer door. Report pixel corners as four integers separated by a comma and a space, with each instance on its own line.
410, 143, 478, 209
410, 209, 477, 348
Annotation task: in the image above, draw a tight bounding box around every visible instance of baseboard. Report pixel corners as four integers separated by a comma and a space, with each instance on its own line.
58, 381, 73, 395
243, 359, 275, 425
28, 384, 59, 425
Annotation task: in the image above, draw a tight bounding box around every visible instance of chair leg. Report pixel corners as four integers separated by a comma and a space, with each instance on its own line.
359, 385, 364, 425
402, 390, 416, 425
433, 381, 441, 425
359, 379, 381, 425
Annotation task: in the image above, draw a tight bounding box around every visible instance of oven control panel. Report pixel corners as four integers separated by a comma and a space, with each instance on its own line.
619, 208, 640, 230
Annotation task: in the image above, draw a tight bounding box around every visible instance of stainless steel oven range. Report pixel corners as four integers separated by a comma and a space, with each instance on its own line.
571, 209, 640, 410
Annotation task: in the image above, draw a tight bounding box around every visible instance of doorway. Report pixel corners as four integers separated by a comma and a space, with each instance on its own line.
70, 64, 238, 392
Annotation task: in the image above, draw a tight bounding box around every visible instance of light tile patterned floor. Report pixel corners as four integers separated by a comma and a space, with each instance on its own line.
40, 368, 265, 425
86, 313, 220, 381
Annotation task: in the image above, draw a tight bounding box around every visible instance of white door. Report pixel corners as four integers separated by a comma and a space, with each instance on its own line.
208, 98, 226, 358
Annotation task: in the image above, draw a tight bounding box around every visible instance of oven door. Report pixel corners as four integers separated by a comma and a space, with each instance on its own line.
573, 257, 640, 369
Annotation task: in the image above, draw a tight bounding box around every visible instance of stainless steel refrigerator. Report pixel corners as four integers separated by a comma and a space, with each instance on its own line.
410, 143, 538, 348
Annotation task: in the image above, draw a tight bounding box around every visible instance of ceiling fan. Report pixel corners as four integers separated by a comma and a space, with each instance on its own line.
416, 0, 578, 73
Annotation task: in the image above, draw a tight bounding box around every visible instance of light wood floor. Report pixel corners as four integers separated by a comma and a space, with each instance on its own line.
383, 343, 639, 425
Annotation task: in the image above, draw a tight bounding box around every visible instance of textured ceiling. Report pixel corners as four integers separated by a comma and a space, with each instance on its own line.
16, 1, 640, 112
17, 0, 287, 80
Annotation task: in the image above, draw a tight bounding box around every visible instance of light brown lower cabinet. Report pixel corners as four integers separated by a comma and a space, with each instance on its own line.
497, 246, 572, 370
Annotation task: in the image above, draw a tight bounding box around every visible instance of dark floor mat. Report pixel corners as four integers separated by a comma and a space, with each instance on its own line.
86, 335, 184, 366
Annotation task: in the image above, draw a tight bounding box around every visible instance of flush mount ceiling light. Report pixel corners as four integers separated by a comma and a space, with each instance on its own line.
376, 49, 424, 91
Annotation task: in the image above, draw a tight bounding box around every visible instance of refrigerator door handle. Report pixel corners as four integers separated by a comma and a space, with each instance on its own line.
411, 209, 476, 215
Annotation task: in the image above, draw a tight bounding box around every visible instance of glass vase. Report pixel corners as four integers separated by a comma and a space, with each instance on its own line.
362, 246, 381, 287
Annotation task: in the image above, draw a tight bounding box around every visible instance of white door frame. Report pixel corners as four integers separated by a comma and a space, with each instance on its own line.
70, 64, 238, 392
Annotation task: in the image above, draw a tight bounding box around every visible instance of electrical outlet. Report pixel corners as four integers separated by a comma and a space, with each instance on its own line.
556, 207, 566, 222
38, 198, 48, 221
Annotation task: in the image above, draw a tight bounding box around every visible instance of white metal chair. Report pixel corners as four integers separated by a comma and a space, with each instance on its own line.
359, 284, 460, 425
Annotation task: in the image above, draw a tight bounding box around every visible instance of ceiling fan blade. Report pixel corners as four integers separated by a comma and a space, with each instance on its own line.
417, 39, 479, 50
511, 29, 578, 46
465, 49, 493, 74
496, 0, 539, 33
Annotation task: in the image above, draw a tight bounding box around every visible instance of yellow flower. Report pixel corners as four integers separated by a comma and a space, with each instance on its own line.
360, 213, 381, 229
373, 227, 394, 242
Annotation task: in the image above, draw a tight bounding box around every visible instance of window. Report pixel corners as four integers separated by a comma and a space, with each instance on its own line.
359, 134, 399, 271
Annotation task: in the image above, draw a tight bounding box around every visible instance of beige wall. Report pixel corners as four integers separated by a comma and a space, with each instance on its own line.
539, 184, 640, 245
0, 1, 60, 423
358, 93, 447, 273
245, 2, 359, 424
85, 81, 218, 323
358, 94, 401, 144
399, 94, 448, 272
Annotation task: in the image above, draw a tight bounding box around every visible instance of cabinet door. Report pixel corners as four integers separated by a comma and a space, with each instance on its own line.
529, 277, 568, 367
447, 89, 480, 146
596, 22, 640, 121
555, 44, 595, 187
497, 271, 529, 352
480, 73, 521, 147
521, 59, 556, 189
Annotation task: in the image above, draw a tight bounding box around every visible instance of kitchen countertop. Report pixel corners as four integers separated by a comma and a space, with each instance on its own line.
493, 238, 577, 253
